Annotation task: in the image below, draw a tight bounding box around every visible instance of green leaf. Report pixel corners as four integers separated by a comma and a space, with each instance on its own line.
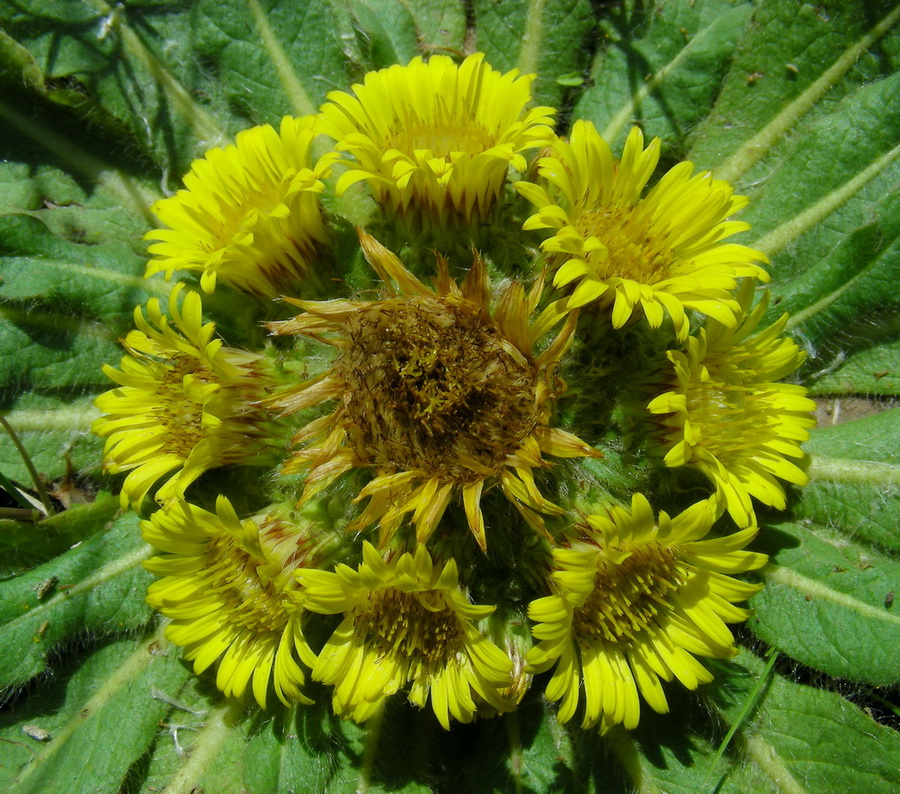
0, 512, 154, 692
0, 494, 121, 572
714, 650, 900, 794
750, 521, 900, 686
809, 339, 900, 396
343, 0, 420, 70
795, 411, 900, 552
1, 631, 190, 794
691, 0, 900, 178
0, 214, 160, 311
605, 650, 900, 793
0, 160, 151, 254
0, 214, 164, 485
192, 0, 353, 123
473, 0, 595, 108
0, 396, 100, 486
741, 73, 900, 388
0, 1, 210, 178
241, 709, 337, 793
574, 0, 755, 154
744, 75, 900, 283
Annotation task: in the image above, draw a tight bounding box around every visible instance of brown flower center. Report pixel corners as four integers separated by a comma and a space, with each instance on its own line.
338, 296, 538, 480
362, 587, 462, 664
572, 543, 681, 644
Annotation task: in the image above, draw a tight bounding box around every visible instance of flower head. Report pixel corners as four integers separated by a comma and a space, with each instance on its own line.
526, 493, 766, 732
145, 115, 335, 296
517, 121, 768, 338
267, 231, 599, 551
92, 285, 271, 509
297, 541, 514, 728
645, 281, 817, 527
143, 496, 318, 707
318, 53, 555, 227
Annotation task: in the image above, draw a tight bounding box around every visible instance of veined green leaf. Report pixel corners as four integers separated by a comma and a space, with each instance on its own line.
2, 631, 190, 794
747, 75, 899, 280
0, 396, 101, 485
714, 650, 900, 794
0, 494, 120, 572
750, 521, 900, 686
473, 0, 594, 109
343, 0, 420, 70
0, 161, 152, 254
574, 0, 754, 154
0, 512, 154, 691
0, 0, 219, 176
796, 411, 900, 552
191, 0, 352, 125
809, 340, 900, 396
694, 0, 900, 179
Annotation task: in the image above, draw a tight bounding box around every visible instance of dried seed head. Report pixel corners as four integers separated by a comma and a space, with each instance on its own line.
338, 296, 538, 480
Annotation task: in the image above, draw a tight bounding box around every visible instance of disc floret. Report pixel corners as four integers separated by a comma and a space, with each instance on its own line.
646, 281, 817, 526
145, 115, 336, 296
142, 496, 319, 707
318, 53, 555, 228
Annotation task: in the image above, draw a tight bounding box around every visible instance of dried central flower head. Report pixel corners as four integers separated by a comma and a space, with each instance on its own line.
268, 231, 599, 550
337, 296, 538, 479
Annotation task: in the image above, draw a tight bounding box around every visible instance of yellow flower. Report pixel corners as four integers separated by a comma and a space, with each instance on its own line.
517, 121, 768, 339
143, 496, 317, 708
267, 231, 599, 551
297, 541, 514, 728
318, 53, 555, 227
526, 493, 766, 733
145, 115, 335, 296
646, 281, 817, 527
92, 285, 271, 509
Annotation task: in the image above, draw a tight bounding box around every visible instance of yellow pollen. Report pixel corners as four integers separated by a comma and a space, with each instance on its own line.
573, 543, 680, 644
361, 588, 462, 664
338, 296, 538, 479
575, 204, 674, 282
206, 536, 286, 635
156, 357, 209, 456
384, 114, 494, 161
687, 373, 775, 456
206, 174, 296, 251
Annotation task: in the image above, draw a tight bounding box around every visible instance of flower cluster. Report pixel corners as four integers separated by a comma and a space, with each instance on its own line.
95, 54, 814, 732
